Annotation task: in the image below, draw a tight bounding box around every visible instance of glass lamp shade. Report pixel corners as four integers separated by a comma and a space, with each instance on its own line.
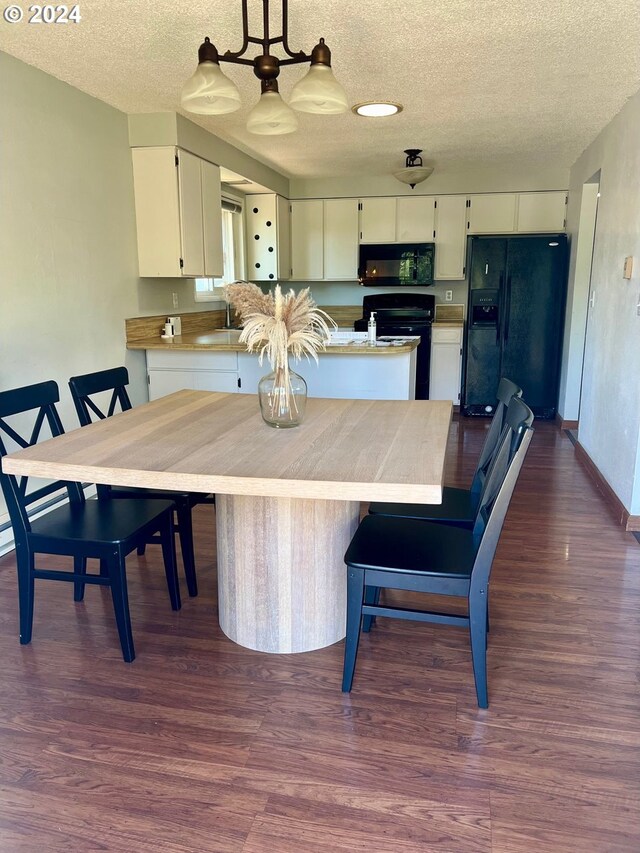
393, 166, 434, 187
246, 91, 299, 135
289, 64, 349, 114
181, 61, 241, 115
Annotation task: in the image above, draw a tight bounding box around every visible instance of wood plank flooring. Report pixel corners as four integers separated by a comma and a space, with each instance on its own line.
0, 417, 638, 852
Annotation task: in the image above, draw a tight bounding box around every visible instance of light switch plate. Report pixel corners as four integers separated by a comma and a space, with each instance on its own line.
623, 256, 634, 279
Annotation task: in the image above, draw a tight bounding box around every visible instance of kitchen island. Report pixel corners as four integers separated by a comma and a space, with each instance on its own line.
127, 330, 420, 401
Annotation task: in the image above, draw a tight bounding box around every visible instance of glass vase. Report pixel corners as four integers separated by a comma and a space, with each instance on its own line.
258, 362, 307, 428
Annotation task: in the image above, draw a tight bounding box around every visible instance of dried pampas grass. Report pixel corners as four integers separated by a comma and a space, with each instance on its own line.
224, 281, 336, 375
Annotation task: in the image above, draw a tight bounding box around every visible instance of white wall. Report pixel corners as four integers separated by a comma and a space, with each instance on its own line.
561, 88, 640, 515
0, 51, 201, 535
0, 51, 146, 410
290, 164, 569, 200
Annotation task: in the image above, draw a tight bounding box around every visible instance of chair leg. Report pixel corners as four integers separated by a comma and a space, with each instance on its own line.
15, 544, 35, 645
73, 556, 87, 602
176, 503, 198, 597
99, 559, 109, 578
107, 552, 135, 663
469, 594, 489, 709
160, 512, 181, 611
342, 565, 365, 692
136, 543, 146, 556
362, 585, 380, 633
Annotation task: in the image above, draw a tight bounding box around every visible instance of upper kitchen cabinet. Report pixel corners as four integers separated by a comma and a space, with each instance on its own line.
467, 194, 517, 234
434, 196, 467, 280
397, 197, 436, 242
290, 200, 323, 280
359, 198, 396, 243
290, 198, 359, 281
245, 194, 290, 282
131, 147, 223, 278
360, 196, 436, 243
323, 199, 359, 279
466, 191, 568, 235
516, 192, 567, 232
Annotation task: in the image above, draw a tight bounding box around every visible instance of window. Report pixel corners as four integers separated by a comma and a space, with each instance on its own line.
194, 199, 245, 301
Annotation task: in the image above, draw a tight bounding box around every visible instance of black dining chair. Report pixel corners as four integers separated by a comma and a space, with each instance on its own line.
0, 380, 181, 662
69, 366, 213, 598
342, 396, 534, 708
368, 377, 522, 527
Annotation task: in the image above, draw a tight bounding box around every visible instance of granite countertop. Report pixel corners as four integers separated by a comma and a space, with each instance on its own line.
127, 331, 420, 355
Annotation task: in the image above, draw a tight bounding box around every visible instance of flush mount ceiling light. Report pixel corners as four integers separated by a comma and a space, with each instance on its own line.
393, 149, 434, 189
181, 0, 348, 136
352, 101, 403, 117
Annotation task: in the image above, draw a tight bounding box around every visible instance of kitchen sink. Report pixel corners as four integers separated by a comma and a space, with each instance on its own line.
211, 328, 243, 339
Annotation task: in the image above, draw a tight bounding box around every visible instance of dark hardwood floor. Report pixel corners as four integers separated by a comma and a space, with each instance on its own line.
1, 417, 639, 852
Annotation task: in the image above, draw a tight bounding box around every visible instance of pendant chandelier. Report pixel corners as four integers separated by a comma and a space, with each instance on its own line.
181, 0, 349, 136
393, 149, 434, 189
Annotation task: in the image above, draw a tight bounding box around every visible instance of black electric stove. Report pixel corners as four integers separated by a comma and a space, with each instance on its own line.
354, 293, 435, 399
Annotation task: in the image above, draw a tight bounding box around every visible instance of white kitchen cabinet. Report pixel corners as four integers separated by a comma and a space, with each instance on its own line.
360, 196, 436, 244
146, 350, 239, 401
467, 194, 517, 234
290, 198, 359, 280
145, 348, 417, 401
434, 196, 467, 280
201, 160, 225, 277
323, 198, 359, 279
132, 147, 223, 278
245, 194, 290, 282
290, 200, 324, 280
396, 197, 436, 242
517, 192, 567, 232
430, 326, 463, 403
359, 198, 397, 243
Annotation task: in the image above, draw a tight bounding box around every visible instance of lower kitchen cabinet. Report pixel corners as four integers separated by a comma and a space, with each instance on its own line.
147, 350, 240, 400
430, 326, 463, 403
145, 348, 417, 401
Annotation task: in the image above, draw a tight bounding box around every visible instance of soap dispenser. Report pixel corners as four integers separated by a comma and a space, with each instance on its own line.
368, 311, 377, 344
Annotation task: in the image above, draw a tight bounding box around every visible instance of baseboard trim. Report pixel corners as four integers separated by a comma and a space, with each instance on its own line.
574, 441, 639, 531
556, 414, 578, 430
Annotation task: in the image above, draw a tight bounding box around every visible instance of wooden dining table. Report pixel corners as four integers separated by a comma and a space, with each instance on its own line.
3, 390, 452, 654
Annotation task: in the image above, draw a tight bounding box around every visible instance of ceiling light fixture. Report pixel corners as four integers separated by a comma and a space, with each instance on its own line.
352, 101, 403, 117
393, 149, 434, 189
181, 0, 348, 136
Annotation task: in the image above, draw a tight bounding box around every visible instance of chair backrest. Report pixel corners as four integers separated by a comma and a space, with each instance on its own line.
69, 366, 132, 426
0, 381, 84, 541
470, 377, 523, 497
469, 396, 534, 591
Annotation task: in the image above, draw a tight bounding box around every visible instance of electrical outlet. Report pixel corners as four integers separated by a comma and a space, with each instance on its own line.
172, 292, 179, 309
445, 290, 453, 302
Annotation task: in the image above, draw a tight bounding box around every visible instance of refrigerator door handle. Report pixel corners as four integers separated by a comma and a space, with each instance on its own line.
496, 273, 503, 345
504, 276, 512, 342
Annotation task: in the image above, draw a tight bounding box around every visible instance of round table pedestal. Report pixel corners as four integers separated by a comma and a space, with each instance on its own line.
215, 494, 361, 653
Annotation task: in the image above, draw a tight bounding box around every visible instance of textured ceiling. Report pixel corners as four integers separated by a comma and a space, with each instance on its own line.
2, 0, 640, 180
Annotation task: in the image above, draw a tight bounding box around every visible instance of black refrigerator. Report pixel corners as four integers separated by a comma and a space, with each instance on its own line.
462, 234, 568, 419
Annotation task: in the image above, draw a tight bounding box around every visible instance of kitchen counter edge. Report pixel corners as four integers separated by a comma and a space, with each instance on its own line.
127, 333, 420, 355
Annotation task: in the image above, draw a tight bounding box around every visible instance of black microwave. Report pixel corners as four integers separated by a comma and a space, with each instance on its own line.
358, 243, 435, 287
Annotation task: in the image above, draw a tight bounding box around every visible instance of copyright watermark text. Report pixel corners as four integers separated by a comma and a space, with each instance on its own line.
3, 5, 81, 24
